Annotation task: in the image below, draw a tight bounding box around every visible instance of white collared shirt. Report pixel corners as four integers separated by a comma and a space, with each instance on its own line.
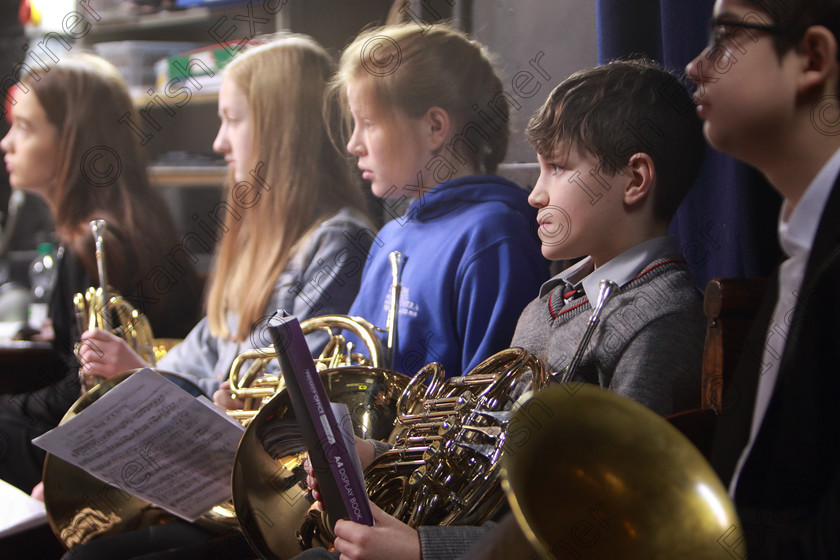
537, 235, 683, 300
730, 147, 840, 495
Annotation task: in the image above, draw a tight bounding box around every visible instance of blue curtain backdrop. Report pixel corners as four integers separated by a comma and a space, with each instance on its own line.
596, 0, 781, 288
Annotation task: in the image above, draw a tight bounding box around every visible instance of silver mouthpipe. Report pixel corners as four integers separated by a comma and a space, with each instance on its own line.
385, 251, 405, 370
89, 219, 109, 331
555, 279, 618, 384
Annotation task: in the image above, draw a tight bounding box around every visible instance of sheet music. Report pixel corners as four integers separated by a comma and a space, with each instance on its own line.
0, 478, 47, 538
33, 369, 244, 521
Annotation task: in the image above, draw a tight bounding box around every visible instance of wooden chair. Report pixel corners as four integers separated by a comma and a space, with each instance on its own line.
667, 277, 769, 458
700, 277, 770, 412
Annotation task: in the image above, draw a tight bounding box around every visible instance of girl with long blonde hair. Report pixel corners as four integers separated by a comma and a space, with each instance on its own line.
80, 35, 373, 401
66, 34, 373, 560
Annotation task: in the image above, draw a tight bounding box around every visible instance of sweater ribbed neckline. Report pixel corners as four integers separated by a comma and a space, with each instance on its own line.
548, 257, 688, 320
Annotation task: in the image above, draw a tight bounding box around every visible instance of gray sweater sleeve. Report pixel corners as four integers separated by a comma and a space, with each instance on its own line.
156, 316, 222, 397
418, 522, 497, 560
157, 208, 374, 397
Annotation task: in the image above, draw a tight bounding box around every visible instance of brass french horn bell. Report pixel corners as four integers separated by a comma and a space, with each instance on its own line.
501, 384, 743, 560
232, 365, 411, 559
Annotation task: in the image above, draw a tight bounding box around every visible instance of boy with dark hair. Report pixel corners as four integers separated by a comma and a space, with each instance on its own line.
687, 1, 840, 558
295, 58, 709, 560
511, 58, 707, 417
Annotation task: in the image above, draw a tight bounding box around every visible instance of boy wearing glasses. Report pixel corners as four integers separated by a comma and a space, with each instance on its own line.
687, 0, 840, 558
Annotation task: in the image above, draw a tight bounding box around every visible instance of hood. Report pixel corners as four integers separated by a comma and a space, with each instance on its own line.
406, 174, 535, 222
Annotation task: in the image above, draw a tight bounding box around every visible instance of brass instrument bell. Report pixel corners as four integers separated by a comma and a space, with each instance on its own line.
501, 384, 742, 560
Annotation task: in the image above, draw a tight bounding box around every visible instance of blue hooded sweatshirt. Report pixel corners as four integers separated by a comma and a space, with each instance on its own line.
347, 174, 548, 378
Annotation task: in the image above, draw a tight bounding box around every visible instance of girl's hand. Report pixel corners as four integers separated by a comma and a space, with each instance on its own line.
304, 436, 376, 508
77, 328, 148, 379
30, 481, 45, 502
213, 380, 245, 410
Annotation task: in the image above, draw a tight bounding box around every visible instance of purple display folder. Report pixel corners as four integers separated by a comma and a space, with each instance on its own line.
267, 311, 374, 528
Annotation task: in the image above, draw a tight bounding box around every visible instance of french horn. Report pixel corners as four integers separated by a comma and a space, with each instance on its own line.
44, 249, 408, 549
44, 219, 191, 547
227, 251, 405, 426
501, 384, 743, 560
482, 280, 743, 559
231, 346, 548, 558
73, 219, 169, 392
226, 314, 387, 425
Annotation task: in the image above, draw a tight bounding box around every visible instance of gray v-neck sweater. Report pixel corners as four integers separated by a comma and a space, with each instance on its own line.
511, 256, 705, 416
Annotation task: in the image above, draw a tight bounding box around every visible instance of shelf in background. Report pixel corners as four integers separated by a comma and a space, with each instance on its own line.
81, 3, 277, 43
88, 7, 215, 35
133, 90, 219, 108
497, 162, 540, 190
150, 165, 226, 188
149, 163, 539, 190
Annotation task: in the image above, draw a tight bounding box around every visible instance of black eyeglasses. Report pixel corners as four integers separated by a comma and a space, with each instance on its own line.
707, 18, 783, 51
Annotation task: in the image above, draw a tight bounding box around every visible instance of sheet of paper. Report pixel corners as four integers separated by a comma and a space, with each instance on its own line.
0, 478, 47, 538
0, 321, 23, 342
33, 369, 244, 521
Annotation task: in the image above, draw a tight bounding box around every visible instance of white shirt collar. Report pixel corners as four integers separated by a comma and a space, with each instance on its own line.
778, 147, 840, 258
538, 235, 682, 299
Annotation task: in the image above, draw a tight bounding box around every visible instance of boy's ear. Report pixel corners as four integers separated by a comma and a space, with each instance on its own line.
424, 106, 451, 151
796, 25, 839, 95
623, 152, 656, 207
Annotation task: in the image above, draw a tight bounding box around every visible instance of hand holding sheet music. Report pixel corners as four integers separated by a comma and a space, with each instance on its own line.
32, 369, 244, 521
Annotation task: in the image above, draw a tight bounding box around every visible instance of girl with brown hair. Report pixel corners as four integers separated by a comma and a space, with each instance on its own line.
0, 52, 202, 493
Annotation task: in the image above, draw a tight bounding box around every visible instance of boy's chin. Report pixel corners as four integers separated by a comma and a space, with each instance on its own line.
541, 245, 573, 262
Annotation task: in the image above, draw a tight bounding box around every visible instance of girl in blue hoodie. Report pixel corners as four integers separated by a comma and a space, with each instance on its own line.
335, 23, 548, 378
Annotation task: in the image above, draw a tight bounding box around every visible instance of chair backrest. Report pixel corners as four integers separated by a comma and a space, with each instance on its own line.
701, 277, 770, 412
667, 277, 769, 459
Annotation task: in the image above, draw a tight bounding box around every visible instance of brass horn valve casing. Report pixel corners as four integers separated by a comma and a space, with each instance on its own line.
365, 348, 547, 528
231, 346, 547, 559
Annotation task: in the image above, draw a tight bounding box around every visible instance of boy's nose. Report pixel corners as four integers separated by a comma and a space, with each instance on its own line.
528, 180, 547, 208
